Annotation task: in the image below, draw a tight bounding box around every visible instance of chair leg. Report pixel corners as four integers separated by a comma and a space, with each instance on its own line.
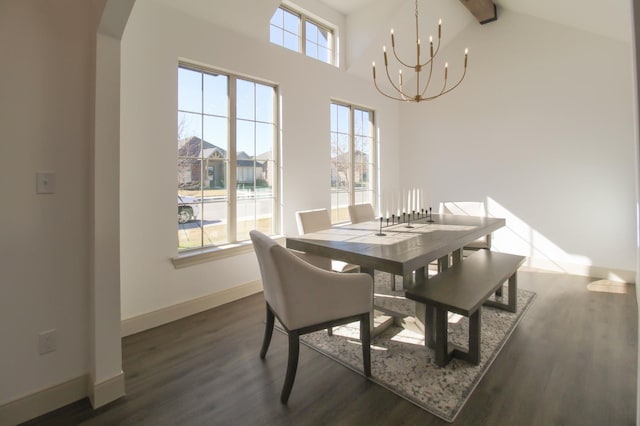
260, 304, 275, 359
360, 313, 371, 377
281, 331, 300, 404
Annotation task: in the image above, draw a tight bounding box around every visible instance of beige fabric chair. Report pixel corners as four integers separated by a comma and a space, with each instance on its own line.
250, 230, 372, 404
295, 208, 360, 273
348, 203, 376, 224
439, 201, 492, 250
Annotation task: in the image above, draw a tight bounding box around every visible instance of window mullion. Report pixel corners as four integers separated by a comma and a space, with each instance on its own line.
228, 76, 238, 242
200, 74, 206, 248
300, 15, 305, 55
349, 106, 355, 205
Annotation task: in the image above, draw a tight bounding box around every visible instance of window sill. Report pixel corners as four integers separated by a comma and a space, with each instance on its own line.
172, 235, 285, 269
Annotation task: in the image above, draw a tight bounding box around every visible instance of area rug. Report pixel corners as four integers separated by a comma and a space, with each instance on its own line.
299, 272, 536, 423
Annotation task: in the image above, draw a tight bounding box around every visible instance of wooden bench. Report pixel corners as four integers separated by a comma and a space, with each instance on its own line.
405, 250, 525, 367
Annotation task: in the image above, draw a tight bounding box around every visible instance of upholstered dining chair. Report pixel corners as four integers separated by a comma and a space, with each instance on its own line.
295, 208, 360, 273
439, 201, 492, 251
348, 203, 376, 224
249, 230, 372, 404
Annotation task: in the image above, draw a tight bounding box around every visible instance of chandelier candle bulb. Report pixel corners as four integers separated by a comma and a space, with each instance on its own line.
372, 62, 376, 78
391, 28, 395, 47
445, 62, 448, 79
464, 48, 468, 67
438, 19, 442, 38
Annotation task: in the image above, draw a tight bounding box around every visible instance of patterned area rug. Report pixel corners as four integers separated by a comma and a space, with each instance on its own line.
300, 272, 536, 423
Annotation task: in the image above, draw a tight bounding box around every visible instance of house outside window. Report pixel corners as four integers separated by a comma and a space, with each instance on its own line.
330, 102, 376, 224
270, 5, 335, 65
178, 64, 278, 251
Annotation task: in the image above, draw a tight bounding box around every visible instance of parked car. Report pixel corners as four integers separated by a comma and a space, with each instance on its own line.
178, 195, 200, 224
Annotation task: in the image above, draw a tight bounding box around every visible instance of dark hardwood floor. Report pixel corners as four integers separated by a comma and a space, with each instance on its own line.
24, 270, 637, 425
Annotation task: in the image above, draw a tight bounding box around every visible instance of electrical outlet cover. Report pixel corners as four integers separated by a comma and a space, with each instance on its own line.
38, 329, 57, 354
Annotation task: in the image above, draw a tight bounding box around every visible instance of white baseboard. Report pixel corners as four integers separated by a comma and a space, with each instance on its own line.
88, 370, 125, 409
0, 375, 88, 425
121, 280, 263, 337
523, 257, 635, 284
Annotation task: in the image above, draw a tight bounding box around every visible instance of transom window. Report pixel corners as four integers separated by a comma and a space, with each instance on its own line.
270, 5, 335, 65
177, 64, 279, 251
330, 102, 376, 224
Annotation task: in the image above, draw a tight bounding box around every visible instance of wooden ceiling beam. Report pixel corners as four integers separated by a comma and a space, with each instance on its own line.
458, 0, 497, 24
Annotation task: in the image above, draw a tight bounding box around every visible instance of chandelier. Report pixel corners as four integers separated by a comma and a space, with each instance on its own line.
372, 0, 468, 103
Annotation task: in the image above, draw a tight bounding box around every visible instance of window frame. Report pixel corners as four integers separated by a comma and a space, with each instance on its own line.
330, 101, 377, 225
176, 62, 281, 260
270, 4, 336, 66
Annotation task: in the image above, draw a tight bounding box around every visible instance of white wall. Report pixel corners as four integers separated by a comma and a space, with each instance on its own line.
399, 9, 637, 281
631, 0, 640, 422
119, 1, 401, 321
0, 0, 103, 407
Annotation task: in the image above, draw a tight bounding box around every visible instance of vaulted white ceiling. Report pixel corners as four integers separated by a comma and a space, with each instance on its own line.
149, 0, 632, 80
320, 0, 631, 42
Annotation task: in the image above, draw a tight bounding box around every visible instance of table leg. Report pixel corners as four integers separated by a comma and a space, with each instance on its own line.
361, 267, 376, 333
411, 266, 425, 288
451, 248, 463, 265
438, 255, 449, 272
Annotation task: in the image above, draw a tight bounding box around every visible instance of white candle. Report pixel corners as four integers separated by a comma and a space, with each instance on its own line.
412, 188, 416, 211
385, 192, 389, 218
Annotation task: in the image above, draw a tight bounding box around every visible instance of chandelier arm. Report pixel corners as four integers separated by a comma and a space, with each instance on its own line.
422, 68, 467, 101
390, 43, 413, 69
383, 63, 414, 100
373, 78, 415, 102
420, 60, 435, 98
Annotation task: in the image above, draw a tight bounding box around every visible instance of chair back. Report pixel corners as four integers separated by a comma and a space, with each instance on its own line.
296, 208, 331, 234
348, 203, 375, 224
439, 201, 486, 217
250, 230, 287, 322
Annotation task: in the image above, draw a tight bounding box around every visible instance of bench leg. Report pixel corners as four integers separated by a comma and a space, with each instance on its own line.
431, 307, 482, 367
507, 273, 517, 312
449, 309, 482, 366
495, 286, 503, 298
425, 304, 436, 349
484, 272, 518, 313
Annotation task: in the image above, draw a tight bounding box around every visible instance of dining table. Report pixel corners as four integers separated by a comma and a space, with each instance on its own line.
286, 213, 506, 289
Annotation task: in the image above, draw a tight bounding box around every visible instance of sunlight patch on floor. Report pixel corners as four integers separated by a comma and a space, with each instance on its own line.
587, 279, 629, 294
389, 326, 424, 346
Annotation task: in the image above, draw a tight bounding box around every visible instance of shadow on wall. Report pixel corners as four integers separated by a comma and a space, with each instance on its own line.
486, 197, 628, 283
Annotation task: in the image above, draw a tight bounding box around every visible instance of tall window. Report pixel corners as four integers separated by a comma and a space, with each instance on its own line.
177, 64, 278, 251
330, 102, 375, 224
270, 5, 335, 65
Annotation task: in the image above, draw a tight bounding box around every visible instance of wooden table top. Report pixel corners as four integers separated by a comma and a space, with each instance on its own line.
285, 214, 505, 278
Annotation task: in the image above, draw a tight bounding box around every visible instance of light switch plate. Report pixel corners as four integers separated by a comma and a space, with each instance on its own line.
36, 172, 56, 194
